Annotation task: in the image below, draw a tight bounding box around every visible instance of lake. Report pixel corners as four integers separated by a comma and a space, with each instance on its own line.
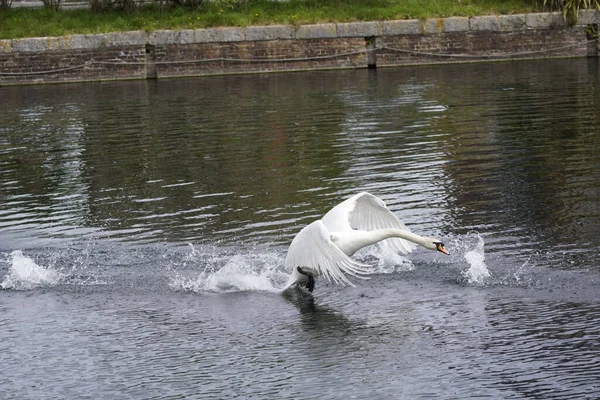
1, 58, 599, 399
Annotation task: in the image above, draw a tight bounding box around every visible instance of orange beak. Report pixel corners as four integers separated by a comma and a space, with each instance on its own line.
437, 243, 450, 255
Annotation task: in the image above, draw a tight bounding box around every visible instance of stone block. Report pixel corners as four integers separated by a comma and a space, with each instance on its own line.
470, 15, 526, 31
149, 30, 196, 45
443, 17, 470, 32
195, 27, 245, 43
106, 31, 148, 46
0, 40, 12, 53
12, 38, 48, 52
549, 12, 567, 27
577, 10, 600, 25
295, 24, 337, 39
174, 30, 195, 44
423, 19, 442, 34
470, 15, 503, 31
498, 14, 527, 30
382, 20, 422, 35
337, 21, 382, 37
526, 12, 565, 28
68, 34, 107, 50
43, 36, 70, 51
245, 25, 295, 41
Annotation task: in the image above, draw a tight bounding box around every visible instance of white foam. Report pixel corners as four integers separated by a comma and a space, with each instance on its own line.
376, 247, 414, 273
463, 236, 492, 285
1, 250, 64, 290
170, 240, 422, 294
356, 246, 414, 274
169, 248, 287, 293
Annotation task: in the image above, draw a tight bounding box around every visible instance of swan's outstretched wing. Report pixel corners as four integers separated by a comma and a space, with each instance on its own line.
285, 220, 375, 286
322, 192, 417, 254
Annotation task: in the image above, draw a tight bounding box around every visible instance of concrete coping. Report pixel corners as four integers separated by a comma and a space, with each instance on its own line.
1, 10, 598, 53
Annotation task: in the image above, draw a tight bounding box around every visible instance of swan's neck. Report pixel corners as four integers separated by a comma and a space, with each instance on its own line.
331, 228, 426, 256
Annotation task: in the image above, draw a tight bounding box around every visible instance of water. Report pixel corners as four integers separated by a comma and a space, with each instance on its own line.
1, 59, 599, 399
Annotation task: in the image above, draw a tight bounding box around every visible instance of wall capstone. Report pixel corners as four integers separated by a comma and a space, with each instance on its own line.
443, 17, 470, 33
1, 12, 598, 86
337, 21, 382, 37
295, 24, 337, 39
382, 20, 423, 36
246, 25, 295, 41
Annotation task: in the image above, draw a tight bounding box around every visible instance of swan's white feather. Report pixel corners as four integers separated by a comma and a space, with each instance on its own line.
284, 220, 375, 287
282, 192, 446, 291
322, 192, 417, 254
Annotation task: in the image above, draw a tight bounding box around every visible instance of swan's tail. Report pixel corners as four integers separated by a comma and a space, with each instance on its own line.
281, 267, 299, 292
282, 277, 296, 292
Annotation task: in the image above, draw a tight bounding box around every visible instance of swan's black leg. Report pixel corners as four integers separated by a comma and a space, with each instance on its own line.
297, 266, 315, 293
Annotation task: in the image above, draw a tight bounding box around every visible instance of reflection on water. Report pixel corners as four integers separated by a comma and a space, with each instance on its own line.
1, 58, 600, 399
284, 287, 356, 334
1, 60, 598, 267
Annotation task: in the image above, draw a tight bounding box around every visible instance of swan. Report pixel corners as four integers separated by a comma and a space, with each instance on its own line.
283, 192, 449, 292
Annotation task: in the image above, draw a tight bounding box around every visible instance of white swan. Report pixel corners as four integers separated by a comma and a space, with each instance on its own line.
283, 192, 449, 292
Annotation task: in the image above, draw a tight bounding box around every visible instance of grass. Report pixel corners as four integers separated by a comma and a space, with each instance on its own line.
0, 0, 542, 40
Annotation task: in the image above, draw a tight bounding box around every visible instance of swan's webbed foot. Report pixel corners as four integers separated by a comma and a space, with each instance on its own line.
297, 266, 315, 293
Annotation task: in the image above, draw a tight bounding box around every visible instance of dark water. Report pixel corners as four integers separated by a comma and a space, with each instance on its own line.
1, 59, 599, 399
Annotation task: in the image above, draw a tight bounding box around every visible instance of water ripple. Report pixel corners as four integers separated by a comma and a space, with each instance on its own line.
1, 59, 600, 399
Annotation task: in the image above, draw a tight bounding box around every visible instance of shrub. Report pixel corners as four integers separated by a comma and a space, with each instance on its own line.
43, 0, 62, 10
90, 0, 113, 13
170, 0, 204, 11
543, 0, 600, 25
89, 0, 143, 13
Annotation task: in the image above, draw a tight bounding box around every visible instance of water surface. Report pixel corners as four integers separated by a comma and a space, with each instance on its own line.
1, 59, 599, 399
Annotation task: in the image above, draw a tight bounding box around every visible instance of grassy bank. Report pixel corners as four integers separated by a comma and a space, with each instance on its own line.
0, 0, 541, 39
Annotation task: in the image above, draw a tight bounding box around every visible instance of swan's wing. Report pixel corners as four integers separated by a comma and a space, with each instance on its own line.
320, 193, 358, 232
285, 220, 375, 286
344, 192, 417, 254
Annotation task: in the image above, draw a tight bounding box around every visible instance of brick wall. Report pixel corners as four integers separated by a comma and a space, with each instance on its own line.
0, 11, 598, 86
153, 38, 367, 78
377, 28, 588, 66
0, 46, 147, 85
374, 15, 592, 66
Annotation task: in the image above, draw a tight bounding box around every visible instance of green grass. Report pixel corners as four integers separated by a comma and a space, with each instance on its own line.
0, 0, 541, 40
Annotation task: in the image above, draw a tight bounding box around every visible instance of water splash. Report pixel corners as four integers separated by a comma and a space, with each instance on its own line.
170, 242, 418, 293
1, 250, 64, 290
462, 236, 491, 285
169, 246, 287, 293
497, 256, 535, 287
356, 246, 414, 274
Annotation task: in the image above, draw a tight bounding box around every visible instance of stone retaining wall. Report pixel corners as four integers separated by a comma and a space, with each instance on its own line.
1, 11, 598, 85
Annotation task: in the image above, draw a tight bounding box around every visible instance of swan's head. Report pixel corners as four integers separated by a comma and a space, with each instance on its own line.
423, 238, 450, 255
